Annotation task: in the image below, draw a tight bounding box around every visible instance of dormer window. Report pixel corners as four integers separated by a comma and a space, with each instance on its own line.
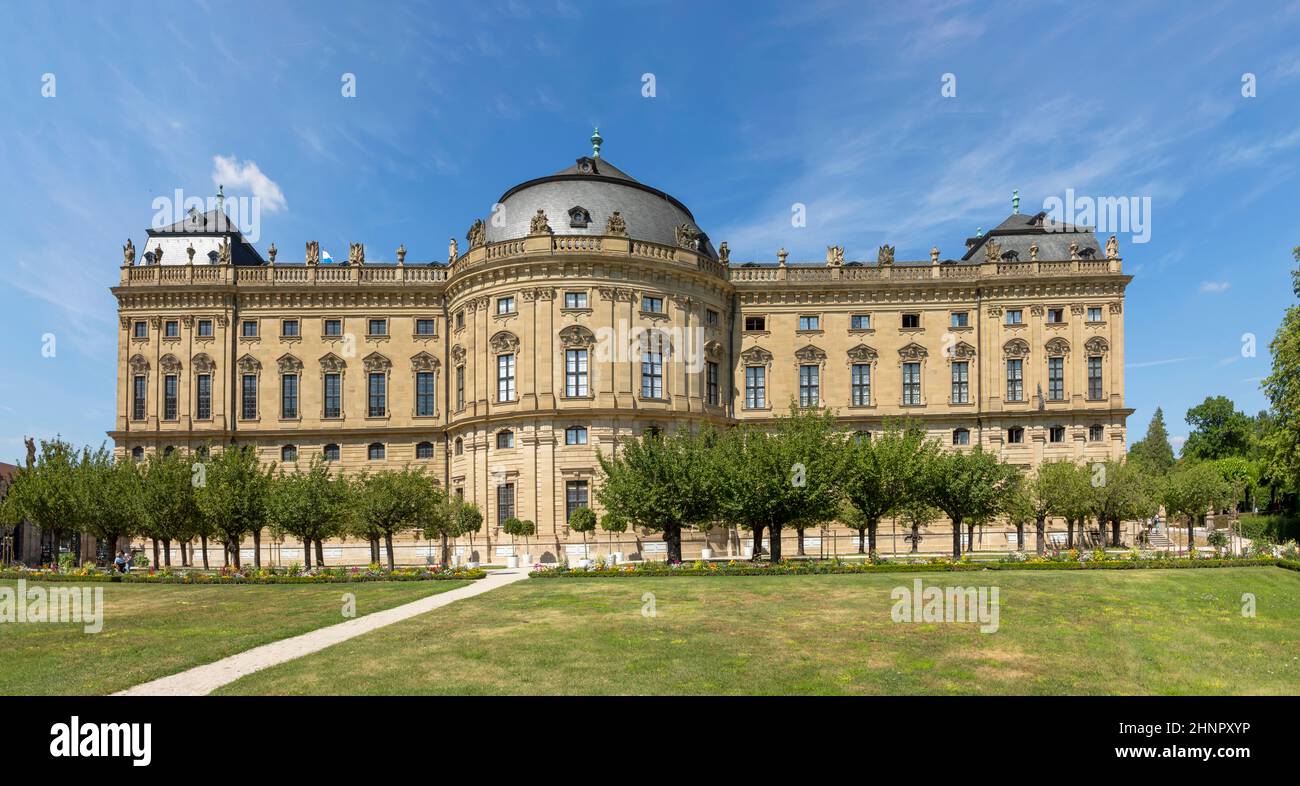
574, 156, 598, 175
568, 206, 592, 228
1079, 246, 1098, 259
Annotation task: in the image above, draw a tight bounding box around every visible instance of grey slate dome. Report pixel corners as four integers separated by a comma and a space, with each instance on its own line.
483, 155, 717, 259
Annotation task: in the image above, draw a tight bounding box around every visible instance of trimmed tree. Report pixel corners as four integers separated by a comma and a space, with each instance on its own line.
77, 446, 142, 563
194, 445, 273, 569
1162, 461, 1235, 557
139, 448, 203, 567
568, 507, 597, 557
598, 511, 627, 555
355, 467, 435, 570
596, 427, 719, 564
841, 423, 934, 555
267, 455, 352, 569
923, 446, 1019, 558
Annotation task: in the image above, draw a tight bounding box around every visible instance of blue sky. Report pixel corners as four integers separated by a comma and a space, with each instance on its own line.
1, 0, 1298, 459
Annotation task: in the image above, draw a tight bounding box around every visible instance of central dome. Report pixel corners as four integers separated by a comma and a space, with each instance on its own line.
484, 155, 717, 259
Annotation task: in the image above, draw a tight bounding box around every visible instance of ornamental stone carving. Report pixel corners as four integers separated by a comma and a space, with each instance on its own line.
529, 209, 552, 235
878, 244, 895, 265
1071, 304, 1086, 315
741, 346, 773, 367
704, 340, 725, 360
559, 325, 596, 348
1028, 243, 1039, 261
123, 238, 136, 266
826, 245, 844, 266
277, 354, 303, 374
268, 243, 277, 263
605, 210, 626, 235
450, 345, 466, 364
448, 237, 458, 263
1106, 235, 1119, 259
1084, 337, 1110, 354
159, 354, 182, 373
1109, 302, 1123, 314
319, 353, 347, 372
410, 351, 440, 372
489, 331, 519, 354
949, 341, 976, 359
1030, 304, 1045, 317
675, 224, 699, 250
306, 240, 320, 266
984, 239, 1001, 262
348, 242, 365, 265
466, 219, 486, 249
218, 238, 231, 265
718, 241, 729, 263
987, 305, 1004, 318
794, 345, 827, 364
1003, 339, 1030, 358
129, 354, 150, 374
192, 353, 215, 373
898, 342, 928, 360
846, 344, 878, 363
237, 354, 261, 373
598, 287, 637, 302
362, 352, 392, 372
1045, 337, 1071, 356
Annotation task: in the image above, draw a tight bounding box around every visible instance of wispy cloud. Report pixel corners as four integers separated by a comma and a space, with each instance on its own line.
1199, 281, 1231, 293
1126, 357, 1202, 369
211, 155, 287, 213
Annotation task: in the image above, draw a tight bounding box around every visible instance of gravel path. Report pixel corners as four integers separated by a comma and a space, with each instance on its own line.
114, 568, 531, 696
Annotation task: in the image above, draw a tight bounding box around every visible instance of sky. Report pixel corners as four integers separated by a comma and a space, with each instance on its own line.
1, 0, 1298, 460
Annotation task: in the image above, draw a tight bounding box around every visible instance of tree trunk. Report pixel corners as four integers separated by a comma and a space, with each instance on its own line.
1035, 517, 1046, 555
222, 542, 229, 567
769, 525, 783, 561
152, 538, 160, 567
1188, 517, 1196, 558
867, 519, 879, 555
1111, 517, 1121, 548
1015, 522, 1025, 552
440, 532, 450, 568
966, 523, 975, 554
856, 527, 866, 554
384, 531, 395, 570
178, 541, 186, 567
303, 537, 313, 569
951, 516, 963, 558
663, 524, 683, 564
200, 535, 210, 569
749, 524, 764, 561
252, 528, 262, 568
370, 537, 380, 565
315, 539, 325, 566
232, 542, 241, 569
162, 539, 172, 567
796, 529, 805, 556
910, 523, 920, 553
1067, 519, 1075, 548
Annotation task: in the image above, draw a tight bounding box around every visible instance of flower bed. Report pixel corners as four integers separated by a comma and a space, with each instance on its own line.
0, 564, 486, 584
530, 554, 1284, 578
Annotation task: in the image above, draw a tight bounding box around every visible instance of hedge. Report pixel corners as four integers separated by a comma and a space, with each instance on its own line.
0, 567, 486, 584
530, 557, 1285, 579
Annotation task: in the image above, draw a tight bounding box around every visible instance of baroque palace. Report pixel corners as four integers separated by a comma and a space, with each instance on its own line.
112, 134, 1131, 564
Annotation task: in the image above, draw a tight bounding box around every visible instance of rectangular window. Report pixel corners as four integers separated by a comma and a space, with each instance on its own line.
851, 363, 871, 406
1088, 356, 1103, 399
902, 362, 922, 405
902, 313, 920, 329
197, 319, 213, 337
281, 319, 300, 337
163, 375, 177, 420
798, 364, 819, 407
1006, 359, 1023, 402
1005, 309, 1023, 325
850, 314, 871, 330
325, 444, 342, 462
456, 310, 465, 330
195, 374, 211, 420
745, 366, 766, 409
950, 312, 969, 328
641, 350, 664, 398
456, 365, 465, 409
497, 297, 515, 315
416, 371, 436, 416
241, 374, 257, 419
241, 320, 258, 338
1049, 425, 1065, 443
324, 318, 342, 337
132, 321, 148, 339
705, 309, 719, 326
565, 480, 589, 522
415, 318, 436, 336
565, 426, 588, 446
1087, 306, 1103, 322
165, 320, 179, 338
706, 361, 719, 406
642, 295, 664, 313
497, 354, 516, 401
324, 373, 341, 419
496, 483, 516, 526
367, 318, 387, 336
281, 374, 299, 419
951, 361, 969, 404
1047, 308, 1064, 324
743, 315, 766, 332
1048, 357, 1065, 401
566, 349, 589, 397
798, 315, 820, 331
564, 292, 588, 309
368, 373, 386, 416
1008, 427, 1024, 444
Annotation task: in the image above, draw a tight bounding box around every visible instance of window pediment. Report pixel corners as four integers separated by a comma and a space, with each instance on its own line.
319, 353, 347, 372
363, 352, 392, 372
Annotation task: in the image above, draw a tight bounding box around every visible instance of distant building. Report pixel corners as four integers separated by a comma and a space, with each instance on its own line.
109, 137, 1131, 564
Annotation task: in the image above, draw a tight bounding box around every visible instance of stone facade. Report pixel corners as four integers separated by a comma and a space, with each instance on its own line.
110, 154, 1132, 565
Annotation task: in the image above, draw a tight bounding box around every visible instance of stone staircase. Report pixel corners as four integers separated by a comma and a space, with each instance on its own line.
1146, 529, 1175, 550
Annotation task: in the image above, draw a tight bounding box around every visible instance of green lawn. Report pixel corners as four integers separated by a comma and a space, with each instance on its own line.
216, 567, 1300, 695
0, 579, 469, 695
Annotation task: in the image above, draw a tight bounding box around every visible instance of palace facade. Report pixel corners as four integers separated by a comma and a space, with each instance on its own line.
111, 141, 1132, 564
